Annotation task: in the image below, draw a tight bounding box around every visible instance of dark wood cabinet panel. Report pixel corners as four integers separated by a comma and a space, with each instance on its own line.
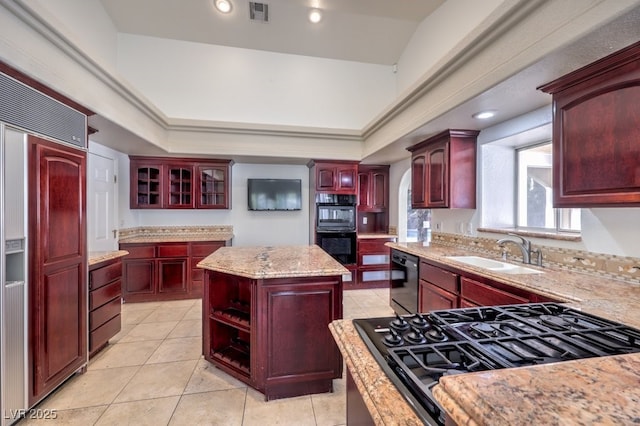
357, 165, 389, 234
204, 271, 342, 400
158, 259, 188, 293
309, 160, 359, 194
130, 156, 232, 209
407, 129, 479, 209
120, 241, 227, 302
460, 276, 529, 306
122, 258, 155, 296
538, 41, 640, 207
420, 261, 458, 294
28, 137, 87, 406
346, 368, 376, 426
419, 280, 458, 312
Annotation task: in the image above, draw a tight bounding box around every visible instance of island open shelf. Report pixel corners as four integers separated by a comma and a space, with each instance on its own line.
199, 245, 347, 400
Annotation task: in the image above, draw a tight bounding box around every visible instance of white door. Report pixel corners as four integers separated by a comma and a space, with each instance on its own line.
87, 152, 117, 252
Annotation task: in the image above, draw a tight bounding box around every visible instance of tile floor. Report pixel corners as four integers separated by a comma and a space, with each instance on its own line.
22, 288, 393, 426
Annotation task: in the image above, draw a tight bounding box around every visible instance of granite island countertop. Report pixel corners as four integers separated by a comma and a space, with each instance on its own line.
197, 245, 349, 279
330, 241, 640, 426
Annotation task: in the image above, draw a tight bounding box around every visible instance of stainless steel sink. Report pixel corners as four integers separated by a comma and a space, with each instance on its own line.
445, 256, 543, 274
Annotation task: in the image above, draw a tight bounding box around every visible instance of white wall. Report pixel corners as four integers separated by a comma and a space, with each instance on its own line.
116, 158, 310, 247
396, 0, 505, 94
29, 0, 119, 70
116, 34, 396, 130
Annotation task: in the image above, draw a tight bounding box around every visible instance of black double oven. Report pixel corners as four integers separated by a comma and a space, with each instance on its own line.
315, 194, 356, 265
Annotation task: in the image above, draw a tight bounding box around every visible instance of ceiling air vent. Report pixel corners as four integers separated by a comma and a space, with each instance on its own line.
249, 2, 269, 22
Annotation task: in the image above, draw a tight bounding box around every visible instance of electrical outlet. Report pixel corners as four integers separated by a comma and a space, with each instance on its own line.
434, 222, 443, 231
363, 217, 367, 225
466, 222, 473, 235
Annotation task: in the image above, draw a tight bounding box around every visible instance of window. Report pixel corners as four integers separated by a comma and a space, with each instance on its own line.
517, 142, 580, 232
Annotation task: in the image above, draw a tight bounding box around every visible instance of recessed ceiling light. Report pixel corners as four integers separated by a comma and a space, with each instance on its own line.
309, 8, 322, 23
472, 110, 496, 120
215, 0, 232, 13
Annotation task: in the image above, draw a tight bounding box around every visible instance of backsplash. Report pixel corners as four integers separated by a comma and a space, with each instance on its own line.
431, 232, 640, 285
119, 225, 233, 240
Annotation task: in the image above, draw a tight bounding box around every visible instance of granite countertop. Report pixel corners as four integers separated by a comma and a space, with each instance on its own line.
197, 245, 349, 279
88, 250, 129, 266
118, 225, 234, 244
357, 233, 398, 240
332, 241, 640, 426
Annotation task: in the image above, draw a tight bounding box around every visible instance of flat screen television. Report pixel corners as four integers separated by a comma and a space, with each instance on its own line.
247, 178, 302, 211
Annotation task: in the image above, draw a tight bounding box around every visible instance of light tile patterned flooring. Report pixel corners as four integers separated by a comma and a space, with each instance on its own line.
22, 288, 393, 425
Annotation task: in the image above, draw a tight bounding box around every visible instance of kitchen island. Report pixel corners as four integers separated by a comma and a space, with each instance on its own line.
330, 241, 640, 425
198, 245, 348, 401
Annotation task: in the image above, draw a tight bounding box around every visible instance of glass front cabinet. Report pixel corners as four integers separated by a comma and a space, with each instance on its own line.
130, 157, 233, 209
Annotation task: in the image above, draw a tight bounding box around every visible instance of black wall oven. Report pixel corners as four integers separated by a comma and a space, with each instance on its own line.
316, 231, 356, 265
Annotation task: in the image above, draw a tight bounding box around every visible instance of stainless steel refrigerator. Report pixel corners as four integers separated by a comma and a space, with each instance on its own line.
1, 125, 28, 425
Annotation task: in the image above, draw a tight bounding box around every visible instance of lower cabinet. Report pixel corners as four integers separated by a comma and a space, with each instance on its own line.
418, 258, 559, 311
88, 258, 123, 357
203, 270, 343, 400
120, 241, 226, 302
354, 237, 395, 289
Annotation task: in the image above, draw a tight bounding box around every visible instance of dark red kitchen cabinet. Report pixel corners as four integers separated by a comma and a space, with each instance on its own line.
357, 165, 389, 211
407, 129, 479, 209
28, 136, 87, 406
309, 160, 359, 194
89, 257, 123, 357
538, 40, 640, 207
203, 270, 343, 400
120, 241, 226, 302
130, 156, 232, 209
419, 281, 458, 312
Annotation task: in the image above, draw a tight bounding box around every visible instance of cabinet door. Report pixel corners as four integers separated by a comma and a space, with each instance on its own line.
316, 166, 337, 191
426, 141, 448, 207
371, 171, 387, 209
337, 167, 356, 192
28, 137, 87, 405
411, 153, 427, 208
419, 280, 458, 312
131, 162, 163, 208
357, 171, 370, 208
166, 166, 194, 208
258, 278, 342, 399
122, 259, 155, 297
158, 258, 188, 294
196, 165, 230, 209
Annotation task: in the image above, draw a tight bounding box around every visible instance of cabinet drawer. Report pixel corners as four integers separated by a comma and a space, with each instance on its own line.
460, 277, 528, 306
89, 261, 122, 290
89, 314, 121, 353
192, 242, 224, 257
157, 244, 189, 257
122, 245, 155, 259
358, 239, 392, 252
420, 262, 458, 293
90, 280, 122, 310
90, 297, 121, 331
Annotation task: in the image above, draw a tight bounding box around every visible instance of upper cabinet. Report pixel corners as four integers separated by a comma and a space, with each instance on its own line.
407, 129, 479, 209
357, 165, 389, 211
309, 160, 359, 194
539, 41, 640, 207
130, 156, 233, 209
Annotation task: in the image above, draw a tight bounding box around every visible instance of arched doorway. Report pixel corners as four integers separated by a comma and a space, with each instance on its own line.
398, 168, 430, 242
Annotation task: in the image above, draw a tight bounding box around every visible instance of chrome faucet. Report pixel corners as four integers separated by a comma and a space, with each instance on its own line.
497, 234, 540, 265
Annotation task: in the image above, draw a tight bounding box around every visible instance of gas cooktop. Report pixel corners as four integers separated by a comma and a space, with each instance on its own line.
353, 303, 640, 426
